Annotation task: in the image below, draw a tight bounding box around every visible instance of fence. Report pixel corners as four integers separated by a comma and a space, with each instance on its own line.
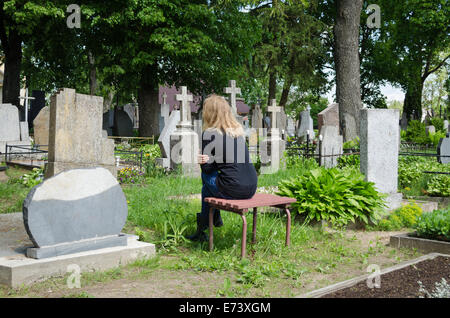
4, 144, 48, 170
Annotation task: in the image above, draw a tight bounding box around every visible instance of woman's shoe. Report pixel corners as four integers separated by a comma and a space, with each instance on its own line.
186, 213, 208, 242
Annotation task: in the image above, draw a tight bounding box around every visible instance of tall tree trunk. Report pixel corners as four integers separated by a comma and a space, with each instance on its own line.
403, 78, 424, 121
138, 64, 160, 137
88, 51, 97, 95
334, 0, 363, 142
268, 70, 277, 106
279, 72, 293, 107
2, 30, 22, 107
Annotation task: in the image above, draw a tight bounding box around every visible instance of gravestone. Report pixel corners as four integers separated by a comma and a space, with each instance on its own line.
224, 80, 244, 125
319, 125, 343, 168
29, 90, 46, 128
0, 104, 31, 154
297, 105, 315, 141
169, 86, 200, 177
159, 92, 170, 134
157, 110, 180, 168
318, 103, 339, 134
45, 88, 116, 178
400, 111, 408, 131
23, 167, 128, 259
260, 99, 286, 174
123, 103, 139, 129
33, 107, 50, 149
286, 117, 296, 137
251, 104, 263, 130
426, 125, 436, 136
114, 109, 134, 137
443, 120, 449, 132
360, 109, 402, 210
102, 110, 114, 136
276, 107, 287, 138
437, 132, 450, 164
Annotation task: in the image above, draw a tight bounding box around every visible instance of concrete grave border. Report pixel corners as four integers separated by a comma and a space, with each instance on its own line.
390, 233, 450, 255
299, 253, 449, 298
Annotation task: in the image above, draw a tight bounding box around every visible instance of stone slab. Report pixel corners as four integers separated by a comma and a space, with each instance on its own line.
299, 253, 449, 298
46, 88, 116, 178
437, 133, 450, 164
27, 234, 128, 259
318, 103, 339, 134
0, 104, 21, 142
0, 235, 155, 288
319, 125, 343, 168
384, 192, 403, 211
360, 109, 400, 194
19, 122, 30, 141
33, 107, 50, 149
390, 234, 450, 255
23, 168, 128, 248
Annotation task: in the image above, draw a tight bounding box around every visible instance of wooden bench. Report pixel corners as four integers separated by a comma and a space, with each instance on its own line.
204, 193, 297, 258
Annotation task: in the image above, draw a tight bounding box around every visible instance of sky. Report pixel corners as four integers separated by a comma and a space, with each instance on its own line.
324, 84, 405, 104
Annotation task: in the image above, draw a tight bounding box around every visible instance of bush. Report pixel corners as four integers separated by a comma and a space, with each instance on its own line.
343, 137, 360, 151
405, 120, 429, 144
414, 208, 450, 241
425, 175, 450, 197
376, 203, 423, 231
337, 154, 360, 169
276, 168, 386, 226
20, 168, 44, 188
429, 117, 444, 132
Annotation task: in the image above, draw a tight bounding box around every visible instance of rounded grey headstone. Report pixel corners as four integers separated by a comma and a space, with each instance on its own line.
23, 168, 128, 247
437, 133, 450, 164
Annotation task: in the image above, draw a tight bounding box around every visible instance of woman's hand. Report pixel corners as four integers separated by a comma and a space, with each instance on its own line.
198, 154, 210, 165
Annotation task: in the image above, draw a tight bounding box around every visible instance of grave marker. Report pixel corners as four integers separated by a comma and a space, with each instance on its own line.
45, 88, 116, 178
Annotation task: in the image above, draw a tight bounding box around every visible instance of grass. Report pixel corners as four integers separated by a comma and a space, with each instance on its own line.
0, 159, 423, 297
0, 165, 32, 214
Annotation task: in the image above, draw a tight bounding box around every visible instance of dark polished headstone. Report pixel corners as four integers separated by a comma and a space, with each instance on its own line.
29, 90, 46, 128
437, 133, 450, 164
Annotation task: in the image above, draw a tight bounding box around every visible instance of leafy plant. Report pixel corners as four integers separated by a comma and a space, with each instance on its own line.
428, 131, 447, 148
343, 137, 360, 151
429, 118, 444, 132
277, 168, 386, 226
414, 208, 450, 241
375, 203, 423, 231
20, 168, 44, 188
425, 175, 450, 197
337, 154, 360, 169
405, 120, 429, 144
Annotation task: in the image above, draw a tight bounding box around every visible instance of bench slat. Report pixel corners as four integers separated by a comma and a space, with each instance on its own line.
204, 193, 296, 211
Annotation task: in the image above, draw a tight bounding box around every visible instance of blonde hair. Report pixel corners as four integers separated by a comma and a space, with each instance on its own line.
202, 94, 244, 138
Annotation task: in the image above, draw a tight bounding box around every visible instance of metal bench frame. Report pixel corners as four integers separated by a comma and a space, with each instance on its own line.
204, 193, 296, 258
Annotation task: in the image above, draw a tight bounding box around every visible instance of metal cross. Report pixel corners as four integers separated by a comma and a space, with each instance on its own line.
19, 88, 35, 122
176, 86, 193, 124
268, 99, 282, 130
224, 80, 241, 115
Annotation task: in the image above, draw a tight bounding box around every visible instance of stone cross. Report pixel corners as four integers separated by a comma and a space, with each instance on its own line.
268, 99, 282, 130
160, 92, 170, 128
224, 80, 241, 115
176, 86, 193, 128
19, 88, 35, 122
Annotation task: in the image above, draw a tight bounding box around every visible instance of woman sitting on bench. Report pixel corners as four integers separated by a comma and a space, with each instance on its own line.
187, 95, 258, 242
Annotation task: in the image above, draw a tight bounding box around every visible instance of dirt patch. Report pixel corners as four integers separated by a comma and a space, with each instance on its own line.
323, 256, 450, 298
0, 171, 9, 183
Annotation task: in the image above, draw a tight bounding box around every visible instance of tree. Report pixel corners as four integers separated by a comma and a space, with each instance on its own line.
372, 0, 450, 120
0, 0, 62, 106
333, 0, 363, 142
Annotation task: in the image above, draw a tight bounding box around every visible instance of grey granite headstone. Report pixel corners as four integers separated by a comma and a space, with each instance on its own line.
297, 106, 315, 140
400, 111, 408, 131
251, 105, 263, 130
437, 133, 450, 164
23, 167, 128, 259
45, 88, 116, 178
0, 104, 21, 142
20, 122, 30, 142
319, 125, 343, 168
286, 117, 296, 137
123, 103, 139, 129
360, 109, 402, 210
443, 120, 449, 132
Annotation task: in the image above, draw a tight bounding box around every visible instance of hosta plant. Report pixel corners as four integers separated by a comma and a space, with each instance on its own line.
276, 168, 386, 226
414, 208, 450, 241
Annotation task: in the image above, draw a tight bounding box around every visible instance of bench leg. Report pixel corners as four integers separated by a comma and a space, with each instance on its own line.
209, 207, 214, 251
285, 207, 291, 247
252, 208, 257, 244
240, 213, 247, 259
